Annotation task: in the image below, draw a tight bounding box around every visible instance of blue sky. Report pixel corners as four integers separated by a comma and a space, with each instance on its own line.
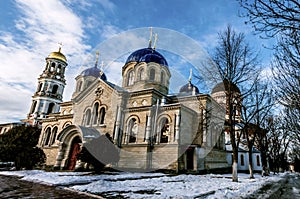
0, 0, 274, 123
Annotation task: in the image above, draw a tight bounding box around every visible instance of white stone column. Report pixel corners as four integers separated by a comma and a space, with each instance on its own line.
145, 115, 151, 143
175, 113, 181, 143
114, 106, 121, 144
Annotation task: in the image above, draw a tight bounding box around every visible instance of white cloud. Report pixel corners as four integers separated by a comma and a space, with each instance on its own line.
97, 0, 116, 13
0, 0, 92, 123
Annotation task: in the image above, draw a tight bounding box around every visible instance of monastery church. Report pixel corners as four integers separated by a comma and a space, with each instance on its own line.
6, 33, 240, 173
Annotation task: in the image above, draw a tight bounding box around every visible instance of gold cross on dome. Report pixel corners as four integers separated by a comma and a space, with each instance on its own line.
58, 42, 63, 52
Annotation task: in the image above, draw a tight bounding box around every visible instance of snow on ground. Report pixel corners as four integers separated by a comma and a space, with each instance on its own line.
0, 170, 284, 198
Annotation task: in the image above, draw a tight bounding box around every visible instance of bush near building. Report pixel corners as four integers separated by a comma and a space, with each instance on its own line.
0, 125, 46, 170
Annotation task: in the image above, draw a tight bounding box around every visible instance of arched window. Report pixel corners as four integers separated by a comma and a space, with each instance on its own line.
50, 62, 55, 72
77, 81, 83, 92
150, 68, 155, 81
52, 85, 58, 94
44, 127, 51, 146
85, 109, 92, 126
127, 70, 134, 86
160, 118, 169, 143
57, 64, 61, 73
86, 81, 92, 88
128, 118, 137, 143
37, 83, 43, 92
47, 103, 55, 114
30, 101, 37, 114
51, 126, 58, 145
160, 71, 165, 84
93, 103, 99, 125
240, 154, 245, 166
256, 155, 261, 166
99, 107, 105, 124
138, 68, 144, 81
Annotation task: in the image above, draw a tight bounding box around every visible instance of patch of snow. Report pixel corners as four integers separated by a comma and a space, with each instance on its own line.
0, 170, 284, 198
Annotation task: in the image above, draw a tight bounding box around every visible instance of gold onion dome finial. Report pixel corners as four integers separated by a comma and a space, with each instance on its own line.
47, 43, 67, 62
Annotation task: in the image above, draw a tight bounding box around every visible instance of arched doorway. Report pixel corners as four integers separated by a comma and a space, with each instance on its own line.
67, 136, 82, 170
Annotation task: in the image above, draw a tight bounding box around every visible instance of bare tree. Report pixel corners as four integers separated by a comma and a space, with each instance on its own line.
239, 0, 300, 38
267, 116, 291, 173
212, 25, 259, 182
240, 0, 300, 162
241, 80, 274, 178
272, 36, 300, 138
239, 0, 300, 110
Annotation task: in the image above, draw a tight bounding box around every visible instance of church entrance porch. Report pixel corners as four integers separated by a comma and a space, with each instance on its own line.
53, 125, 101, 170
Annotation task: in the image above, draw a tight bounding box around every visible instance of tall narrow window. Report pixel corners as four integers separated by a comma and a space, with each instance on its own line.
256, 155, 261, 166
240, 154, 245, 166
128, 118, 137, 143
37, 83, 43, 92
51, 126, 58, 145
77, 81, 83, 92
160, 118, 169, 143
93, 103, 99, 125
127, 70, 134, 86
160, 71, 164, 84
150, 68, 155, 81
99, 107, 105, 124
44, 127, 51, 146
50, 63, 55, 72
57, 64, 61, 73
85, 109, 91, 126
30, 101, 37, 114
138, 68, 144, 81
52, 85, 58, 94
47, 103, 55, 114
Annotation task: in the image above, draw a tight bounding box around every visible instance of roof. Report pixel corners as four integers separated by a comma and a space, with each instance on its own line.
179, 82, 200, 95
211, 79, 240, 94
125, 48, 168, 66
47, 49, 67, 62
80, 67, 107, 80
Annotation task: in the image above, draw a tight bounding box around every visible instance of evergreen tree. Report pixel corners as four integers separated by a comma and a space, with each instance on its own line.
0, 125, 46, 170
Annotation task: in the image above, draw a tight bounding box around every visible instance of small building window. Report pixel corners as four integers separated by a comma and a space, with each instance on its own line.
128, 118, 137, 143
138, 68, 144, 81
160, 71, 164, 84
93, 102, 99, 125
44, 127, 51, 146
256, 155, 261, 166
47, 103, 55, 114
127, 70, 134, 86
99, 107, 105, 124
52, 85, 58, 94
240, 154, 245, 166
85, 109, 92, 126
30, 101, 37, 114
150, 68, 155, 81
160, 118, 169, 143
57, 64, 61, 73
77, 81, 83, 92
37, 83, 43, 92
51, 126, 58, 145
50, 63, 55, 72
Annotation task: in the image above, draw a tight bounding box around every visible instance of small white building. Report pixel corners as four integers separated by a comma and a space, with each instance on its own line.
226, 144, 262, 172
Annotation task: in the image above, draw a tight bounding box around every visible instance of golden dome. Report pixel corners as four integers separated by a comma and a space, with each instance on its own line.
47, 47, 67, 62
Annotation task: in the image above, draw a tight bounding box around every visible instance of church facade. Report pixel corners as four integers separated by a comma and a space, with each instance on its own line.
29, 40, 230, 173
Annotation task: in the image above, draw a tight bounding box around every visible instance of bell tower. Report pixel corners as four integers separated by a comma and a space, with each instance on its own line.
27, 46, 67, 125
